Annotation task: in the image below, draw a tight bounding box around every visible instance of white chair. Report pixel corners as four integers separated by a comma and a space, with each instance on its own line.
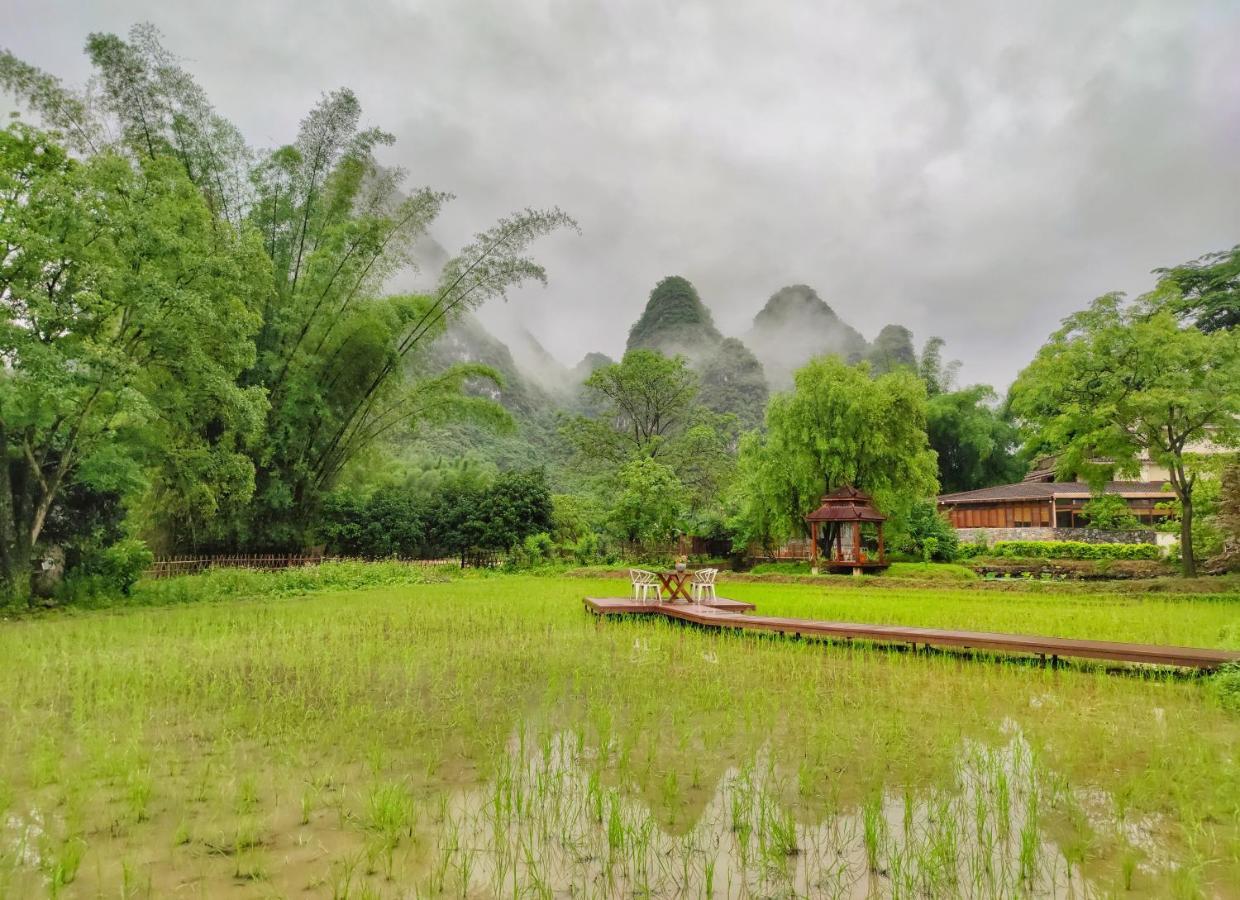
690, 568, 718, 603
629, 569, 663, 604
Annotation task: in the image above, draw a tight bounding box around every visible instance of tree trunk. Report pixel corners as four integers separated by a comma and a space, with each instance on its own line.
0, 426, 37, 605
0, 425, 19, 602
1180, 491, 1196, 578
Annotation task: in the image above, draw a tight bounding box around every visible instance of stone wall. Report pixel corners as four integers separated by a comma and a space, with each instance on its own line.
955, 526, 1166, 547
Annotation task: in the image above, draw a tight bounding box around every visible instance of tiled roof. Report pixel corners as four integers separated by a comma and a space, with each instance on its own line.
937, 480, 1171, 504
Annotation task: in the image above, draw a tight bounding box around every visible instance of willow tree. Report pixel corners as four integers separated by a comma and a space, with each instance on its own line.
732, 357, 939, 550
1010, 292, 1240, 576
3, 26, 575, 550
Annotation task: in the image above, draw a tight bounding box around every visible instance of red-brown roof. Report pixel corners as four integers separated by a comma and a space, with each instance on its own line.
938, 480, 1171, 505
805, 486, 886, 522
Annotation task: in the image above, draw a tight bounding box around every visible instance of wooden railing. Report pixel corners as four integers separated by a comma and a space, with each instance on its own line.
142, 553, 477, 579
144, 553, 328, 579
749, 539, 813, 560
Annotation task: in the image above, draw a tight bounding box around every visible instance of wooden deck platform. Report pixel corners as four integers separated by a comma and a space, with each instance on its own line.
583, 597, 1240, 670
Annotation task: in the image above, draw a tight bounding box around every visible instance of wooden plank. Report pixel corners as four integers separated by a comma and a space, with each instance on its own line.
584, 597, 1239, 670
583, 597, 755, 616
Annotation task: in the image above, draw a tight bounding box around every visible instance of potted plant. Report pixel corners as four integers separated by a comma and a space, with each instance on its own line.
675, 555, 688, 573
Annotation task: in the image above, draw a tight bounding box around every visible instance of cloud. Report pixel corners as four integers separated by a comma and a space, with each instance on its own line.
6, 0, 1239, 388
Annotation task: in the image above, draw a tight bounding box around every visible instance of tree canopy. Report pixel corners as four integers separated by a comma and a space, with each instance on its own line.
1153, 244, 1240, 333
566, 350, 701, 464
867, 324, 918, 375
1, 26, 575, 564
926, 386, 1024, 493
732, 357, 939, 549
1010, 291, 1240, 575
0, 124, 268, 598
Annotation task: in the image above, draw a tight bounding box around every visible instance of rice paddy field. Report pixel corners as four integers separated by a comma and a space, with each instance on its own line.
1, 569, 1238, 898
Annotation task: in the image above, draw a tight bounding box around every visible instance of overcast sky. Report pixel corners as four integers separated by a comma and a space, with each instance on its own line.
6, 0, 1239, 388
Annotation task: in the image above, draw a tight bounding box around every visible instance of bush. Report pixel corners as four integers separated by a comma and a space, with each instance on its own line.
567, 532, 601, 565
1208, 663, 1240, 713
318, 468, 554, 561
983, 540, 1160, 561
130, 560, 452, 608
1079, 494, 1141, 530
882, 562, 978, 581
505, 532, 556, 570
894, 501, 959, 562
58, 539, 154, 602
748, 561, 813, 575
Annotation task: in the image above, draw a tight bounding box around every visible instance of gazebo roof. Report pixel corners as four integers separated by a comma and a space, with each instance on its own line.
804, 485, 886, 522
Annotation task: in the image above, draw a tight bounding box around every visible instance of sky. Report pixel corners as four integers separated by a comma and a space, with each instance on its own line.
5, 0, 1239, 389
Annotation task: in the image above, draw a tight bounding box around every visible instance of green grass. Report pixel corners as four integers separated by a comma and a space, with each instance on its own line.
747, 559, 978, 580
0, 570, 1237, 897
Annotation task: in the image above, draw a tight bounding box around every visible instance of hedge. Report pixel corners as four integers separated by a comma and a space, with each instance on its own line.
974, 540, 1161, 561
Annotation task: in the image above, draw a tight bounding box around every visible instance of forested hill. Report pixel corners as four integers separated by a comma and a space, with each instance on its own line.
625, 275, 723, 359
746, 285, 870, 387
419, 314, 560, 417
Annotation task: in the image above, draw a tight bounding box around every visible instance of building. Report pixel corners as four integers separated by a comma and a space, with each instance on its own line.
937, 480, 1172, 531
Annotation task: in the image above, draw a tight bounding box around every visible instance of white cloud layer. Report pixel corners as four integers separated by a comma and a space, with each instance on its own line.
6, 0, 1239, 388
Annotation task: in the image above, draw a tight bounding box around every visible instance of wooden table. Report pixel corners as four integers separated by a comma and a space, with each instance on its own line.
658, 570, 693, 601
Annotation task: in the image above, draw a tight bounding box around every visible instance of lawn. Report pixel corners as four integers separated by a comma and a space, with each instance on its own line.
1, 570, 1237, 897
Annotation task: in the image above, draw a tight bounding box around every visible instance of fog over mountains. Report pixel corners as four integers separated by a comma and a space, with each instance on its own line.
438, 277, 933, 422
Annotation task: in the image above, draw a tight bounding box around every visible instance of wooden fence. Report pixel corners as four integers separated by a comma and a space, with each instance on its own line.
748, 538, 813, 561
142, 553, 486, 579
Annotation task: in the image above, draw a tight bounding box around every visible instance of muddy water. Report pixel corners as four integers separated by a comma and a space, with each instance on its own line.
2, 718, 1179, 898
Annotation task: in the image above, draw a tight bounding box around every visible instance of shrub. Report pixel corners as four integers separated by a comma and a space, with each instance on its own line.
894, 501, 960, 562
58, 539, 154, 602
1079, 494, 1141, 530
1208, 663, 1240, 713
748, 561, 813, 576
505, 532, 556, 570
984, 540, 1160, 561
882, 562, 979, 581
567, 532, 601, 565
131, 560, 451, 608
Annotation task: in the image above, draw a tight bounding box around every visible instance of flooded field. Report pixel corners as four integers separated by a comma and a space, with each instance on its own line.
1, 575, 1237, 897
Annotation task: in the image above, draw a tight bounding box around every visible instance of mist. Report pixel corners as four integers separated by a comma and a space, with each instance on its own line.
6, 0, 1238, 389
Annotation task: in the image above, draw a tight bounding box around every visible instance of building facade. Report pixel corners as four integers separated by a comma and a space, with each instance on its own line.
937, 480, 1172, 532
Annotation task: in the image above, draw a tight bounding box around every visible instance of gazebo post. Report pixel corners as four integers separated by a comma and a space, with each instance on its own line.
852, 522, 862, 576
878, 524, 885, 564
810, 521, 819, 575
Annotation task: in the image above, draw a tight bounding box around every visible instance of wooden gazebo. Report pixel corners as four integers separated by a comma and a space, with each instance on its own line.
805, 486, 888, 575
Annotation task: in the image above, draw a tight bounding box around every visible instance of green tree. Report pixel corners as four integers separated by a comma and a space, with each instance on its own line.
565, 350, 737, 518
867, 324, 917, 375
917, 336, 961, 396
1153, 244, 1239, 333
926, 386, 1024, 493
1209, 461, 1240, 572
3, 27, 575, 551
565, 351, 700, 465
732, 357, 939, 549
698, 337, 769, 430
0, 124, 268, 600
1010, 292, 1240, 576
609, 458, 687, 548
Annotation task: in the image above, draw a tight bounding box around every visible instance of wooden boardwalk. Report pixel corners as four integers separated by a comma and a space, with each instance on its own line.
584, 597, 1240, 670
